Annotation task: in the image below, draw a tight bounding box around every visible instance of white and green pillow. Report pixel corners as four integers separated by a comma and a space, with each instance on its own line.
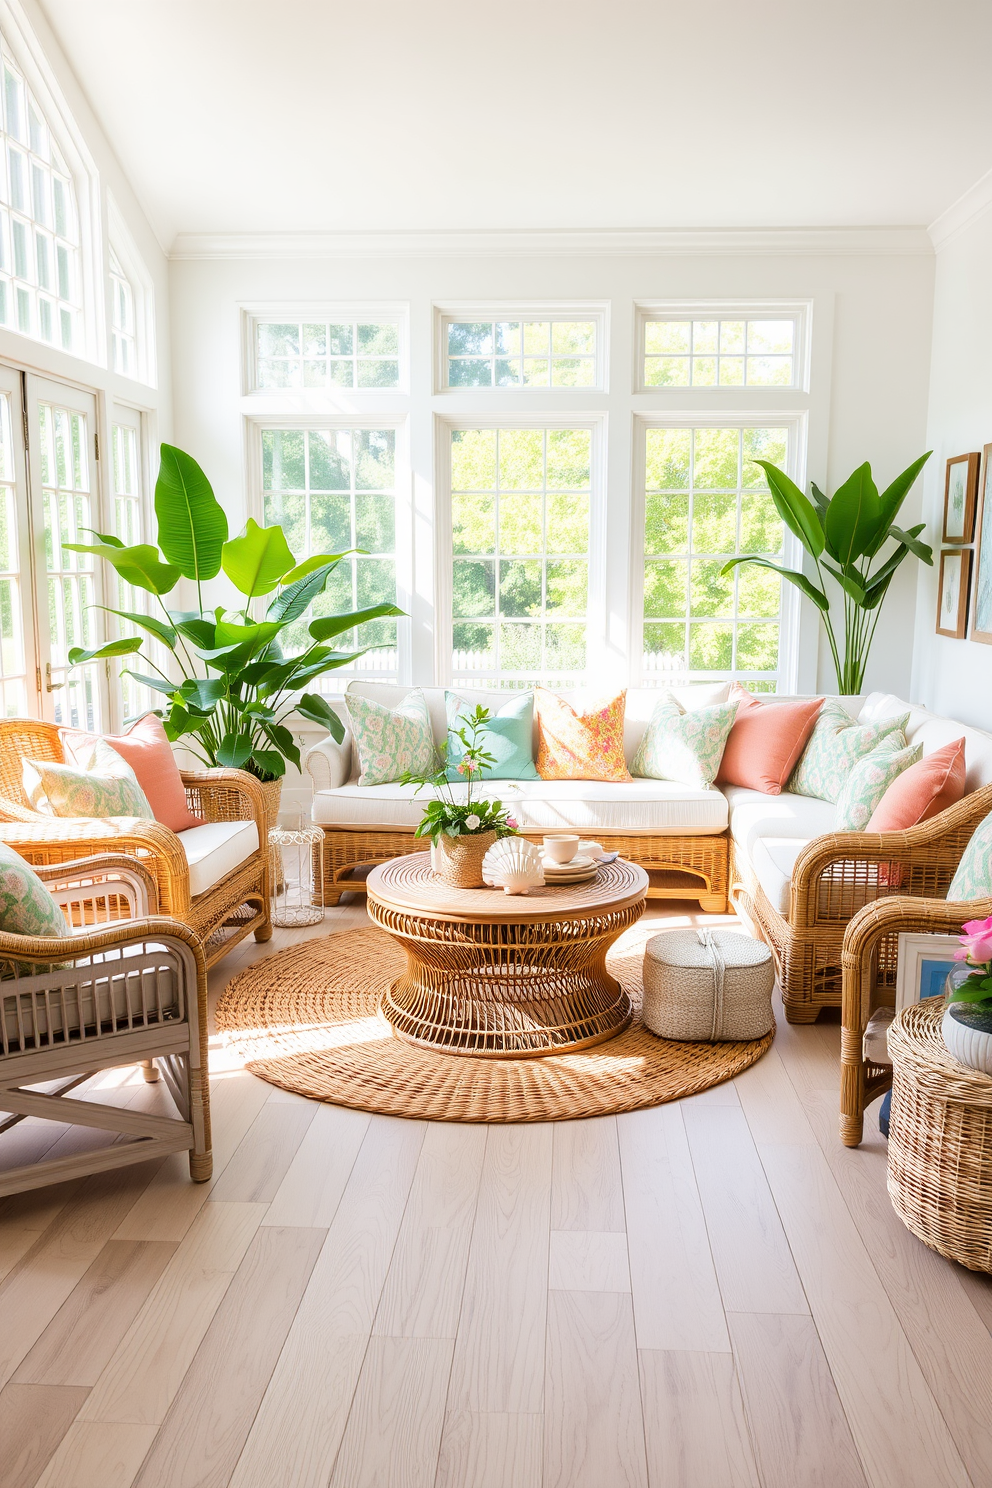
631, 695, 738, 789
833, 736, 921, 831
445, 690, 539, 781
346, 687, 435, 786
789, 700, 910, 802
948, 810, 992, 900
23, 738, 154, 820
0, 840, 69, 974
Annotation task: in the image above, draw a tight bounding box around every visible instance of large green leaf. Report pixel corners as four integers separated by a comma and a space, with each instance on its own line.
249, 748, 286, 780
64, 541, 181, 595
154, 444, 228, 581
217, 731, 252, 769
280, 649, 364, 686
888, 524, 933, 563
122, 670, 181, 698
170, 615, 217, 649
179, 677, 226, 709
824, 463, 881, 565
264, 723, 301, 770
266, 561, 340, 624
68, 636, 143, 665
221, 519, 295, 597
96, 607, 178, 650
822, 559, 868, 605
864, 451, 932, 557
295, 692, 345, 741
720, 555, 829, 611
280, 552, 348, 586
308, 603, 403, 643
752, 462, 825, 557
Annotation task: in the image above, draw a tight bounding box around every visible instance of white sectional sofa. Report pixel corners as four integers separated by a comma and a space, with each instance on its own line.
304, 682, 992, 1020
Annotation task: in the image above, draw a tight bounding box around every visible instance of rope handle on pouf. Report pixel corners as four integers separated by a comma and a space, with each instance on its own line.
697, 929, 725, 1041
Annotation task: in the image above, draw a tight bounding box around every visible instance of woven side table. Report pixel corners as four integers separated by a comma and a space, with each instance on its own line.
887, 1000, 992, 1274
268, 825, 325, 928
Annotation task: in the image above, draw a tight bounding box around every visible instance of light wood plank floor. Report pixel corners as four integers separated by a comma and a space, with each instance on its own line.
2, 897, 992, 1488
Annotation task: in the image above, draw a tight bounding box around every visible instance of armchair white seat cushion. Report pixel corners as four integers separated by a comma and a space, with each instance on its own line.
724, 785, 837, 856
177, 820, 259, 897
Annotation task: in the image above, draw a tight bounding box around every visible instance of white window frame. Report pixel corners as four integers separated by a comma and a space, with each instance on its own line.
0, 2, 103, 366
634, 300, 812, 396
242, 302, 409, 397
629, 410, 808, 693
244, 411, 414, 685
107, 191, 155, 387
434, 302, 609, 395
434, 411, 609, 688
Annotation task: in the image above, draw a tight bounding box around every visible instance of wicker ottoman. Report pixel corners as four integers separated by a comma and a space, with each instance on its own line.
643, 928, 774, 1041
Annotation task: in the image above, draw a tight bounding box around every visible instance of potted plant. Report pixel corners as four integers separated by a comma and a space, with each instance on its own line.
401, 705, 519, 888
722, 454, 933, 695
942, 916, 992, 1076
65, 444, 402, 823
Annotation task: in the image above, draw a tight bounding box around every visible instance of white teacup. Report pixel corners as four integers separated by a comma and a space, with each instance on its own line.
544, 833, 580, 865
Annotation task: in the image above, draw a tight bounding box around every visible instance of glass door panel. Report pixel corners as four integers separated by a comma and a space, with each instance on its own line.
0, 366, 34, 715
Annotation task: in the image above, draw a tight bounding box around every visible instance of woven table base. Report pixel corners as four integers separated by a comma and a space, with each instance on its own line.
216, 925, 775, 1123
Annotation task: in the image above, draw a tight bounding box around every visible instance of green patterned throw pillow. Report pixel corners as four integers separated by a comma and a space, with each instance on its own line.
789, 700, 910, 802
631, 695, 738, 789
948, 809, 992, 901
346, 687, 436, 786
0, 840, 70, 974
23, 738, 154, 820
833, 736, 921, 831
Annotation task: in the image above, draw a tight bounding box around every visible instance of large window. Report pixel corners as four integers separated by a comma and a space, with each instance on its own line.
437, 305, 606, 391
109, 247, 136, 377
260, 425, 400, 680
449, 426, 593, 689
0, 39, 80, 353
639, 423, 793, 692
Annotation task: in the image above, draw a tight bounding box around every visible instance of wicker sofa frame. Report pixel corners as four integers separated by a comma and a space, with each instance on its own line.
839, 892, 992, 1147
731, 782, 992, 1024
316, 823, 729, 914
0, 852, 211, 1195
0, 718, 271, 967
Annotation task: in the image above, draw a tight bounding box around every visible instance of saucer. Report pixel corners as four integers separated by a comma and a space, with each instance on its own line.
543, 854, 596, 873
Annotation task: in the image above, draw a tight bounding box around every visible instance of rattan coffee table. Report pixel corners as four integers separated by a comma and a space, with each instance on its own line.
366, 852, 648, 1057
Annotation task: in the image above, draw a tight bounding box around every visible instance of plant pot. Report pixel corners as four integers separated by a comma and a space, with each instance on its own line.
430, 831, 497, 889
942, 1002, 992, 1076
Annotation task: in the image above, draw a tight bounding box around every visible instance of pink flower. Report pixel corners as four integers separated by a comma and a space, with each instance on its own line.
958, 915, 992, 966
506, 816, 518, 829
456, 763, 466, 775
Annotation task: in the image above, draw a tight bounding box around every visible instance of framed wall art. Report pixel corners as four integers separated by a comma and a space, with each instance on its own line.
942, 451, 980, 543
972, 441, 992, 645
936, 548, 972, 638
896, 933, 961, 1012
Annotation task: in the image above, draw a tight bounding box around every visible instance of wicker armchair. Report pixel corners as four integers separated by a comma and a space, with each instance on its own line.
0, 852, 211, 1195
0, 718, 271, 966
838, 893, 992, 1147
731, 783, 992, 1023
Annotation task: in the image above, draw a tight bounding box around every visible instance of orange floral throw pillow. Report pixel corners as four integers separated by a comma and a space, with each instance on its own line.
534, 688, 632, 782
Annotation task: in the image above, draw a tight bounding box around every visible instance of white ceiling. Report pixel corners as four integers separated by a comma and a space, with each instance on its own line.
38, 0, 992, 247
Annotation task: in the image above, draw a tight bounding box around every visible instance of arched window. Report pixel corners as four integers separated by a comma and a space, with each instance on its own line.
0, 38, 80, 352
109, 245, 135, 376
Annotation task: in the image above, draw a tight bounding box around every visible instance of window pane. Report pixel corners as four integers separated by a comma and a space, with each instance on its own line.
0, 393, 25, 716
444, 316, 600, 389
643, 315, 797, 389
254, 319, 401, 389
450, 426, 593, 687
641, 424, 789, 688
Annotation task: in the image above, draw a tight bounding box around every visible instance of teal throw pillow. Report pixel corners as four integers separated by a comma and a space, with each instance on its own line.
445, 690, 539, 781
833, 735, 921, 831
631, 695, 738, 789
345, 687, 436, 786
788, 700, 911, 802
948, 809, 992, 901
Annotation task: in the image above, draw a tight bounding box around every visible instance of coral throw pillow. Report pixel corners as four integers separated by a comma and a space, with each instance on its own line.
866, 738, 967, 832
716, 687, 824, 795
61, 713, 203, 832
534, 688, 631, 783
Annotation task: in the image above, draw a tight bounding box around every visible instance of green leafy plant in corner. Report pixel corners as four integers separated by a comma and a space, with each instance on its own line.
65, 443, 403, 782
721, 453, 933, 694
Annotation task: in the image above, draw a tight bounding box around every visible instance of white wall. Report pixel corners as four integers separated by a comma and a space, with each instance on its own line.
911, 192, 992, 729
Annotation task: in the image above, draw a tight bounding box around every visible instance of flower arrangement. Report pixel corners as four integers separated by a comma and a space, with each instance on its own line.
401, 704, 519, 845
948, 916, 992, 1009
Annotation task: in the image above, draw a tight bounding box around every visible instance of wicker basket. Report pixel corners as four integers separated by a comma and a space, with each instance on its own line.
887, 1000, 992, 1274
430, 831, 497, 888
642, 927, 775, 1041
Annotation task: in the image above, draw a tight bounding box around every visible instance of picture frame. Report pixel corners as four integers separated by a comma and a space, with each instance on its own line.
935, 548, 972, 638
972, 441, 992, 645
942, 451, 980, 543
896, 933, 960, 1012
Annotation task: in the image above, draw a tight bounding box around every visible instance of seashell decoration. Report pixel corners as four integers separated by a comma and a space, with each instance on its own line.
482, 837, 545, 895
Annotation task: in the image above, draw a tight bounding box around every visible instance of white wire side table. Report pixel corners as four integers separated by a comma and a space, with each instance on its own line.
268, 824, 326, 927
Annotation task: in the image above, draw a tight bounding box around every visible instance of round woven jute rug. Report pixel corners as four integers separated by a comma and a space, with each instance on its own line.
215, 924, 774, 1123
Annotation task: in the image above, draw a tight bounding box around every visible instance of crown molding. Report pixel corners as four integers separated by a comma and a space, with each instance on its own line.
929, 168, 992, 250
169, 226, 933, 262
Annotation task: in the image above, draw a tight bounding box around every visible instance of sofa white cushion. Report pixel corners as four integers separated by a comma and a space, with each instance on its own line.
177, 820, 259, 897
724, 785, 837, 855
859, 692, 992, 791
313, 776, 729, 834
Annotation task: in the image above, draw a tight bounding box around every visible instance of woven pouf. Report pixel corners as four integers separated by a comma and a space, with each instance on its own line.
643, 928, 774, 1041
